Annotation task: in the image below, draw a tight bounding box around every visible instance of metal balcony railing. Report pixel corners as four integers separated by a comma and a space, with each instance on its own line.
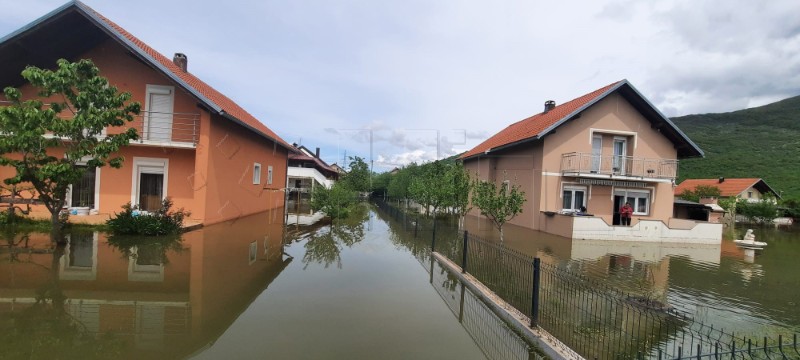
561, 152, 678, 180
126, 111, 200, 145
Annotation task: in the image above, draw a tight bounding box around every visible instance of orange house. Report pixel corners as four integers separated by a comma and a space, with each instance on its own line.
0, 1, 290, 226
462, 80, 723, 243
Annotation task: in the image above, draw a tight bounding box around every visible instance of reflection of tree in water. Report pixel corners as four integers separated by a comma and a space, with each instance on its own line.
0, 230, 126, 359
302, 204, 368, 269
106, 233, 184, 265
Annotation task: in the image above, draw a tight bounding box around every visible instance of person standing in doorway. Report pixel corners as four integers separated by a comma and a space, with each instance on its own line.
620, 202, 633, 226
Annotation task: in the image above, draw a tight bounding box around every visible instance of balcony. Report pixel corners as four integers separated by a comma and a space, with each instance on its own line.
126, 111, 200, 147
560, 152, 678, 180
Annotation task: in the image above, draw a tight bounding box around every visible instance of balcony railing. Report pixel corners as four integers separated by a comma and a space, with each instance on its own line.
126, 111, 200, 146
561, 152, 678, 180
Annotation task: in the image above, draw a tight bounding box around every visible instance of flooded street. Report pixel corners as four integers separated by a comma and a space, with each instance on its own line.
0, 204, 537, 359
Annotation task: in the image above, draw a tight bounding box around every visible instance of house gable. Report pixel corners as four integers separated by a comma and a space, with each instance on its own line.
461, 80, 703, 162
0, 0, 289, 150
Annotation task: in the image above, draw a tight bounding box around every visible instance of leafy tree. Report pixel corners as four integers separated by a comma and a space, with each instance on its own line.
447, 161, 471, 217
470, 172, 526, 241
341, 156, 370, 193
736, 197, 779, 225
678, 185, 721, 202
311, 181, 357, 220
779, 197, 800, 219
371, 171, 392, 198
0, 59, 140, 234
387, 163, 418, 200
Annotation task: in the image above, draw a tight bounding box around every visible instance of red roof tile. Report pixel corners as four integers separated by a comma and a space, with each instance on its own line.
461, 81, 622, 159
79, 2, 290, 149
674, 178, 763, 197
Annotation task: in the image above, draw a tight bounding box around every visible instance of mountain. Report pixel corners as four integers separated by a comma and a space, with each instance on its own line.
671, 95, 800, 200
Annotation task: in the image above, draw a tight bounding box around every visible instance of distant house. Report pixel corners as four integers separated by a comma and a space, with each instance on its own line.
0, 1, 291, 225
675, 178, 780, 203
330, 163, 347, 176
287, 144, 339, 193
461, 80, 722, 243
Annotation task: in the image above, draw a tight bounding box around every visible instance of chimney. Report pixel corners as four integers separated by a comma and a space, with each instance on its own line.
544, 100, 556, 113
173, 53, 188, 72
718, 177, 725, 183
315, 147, 320, 158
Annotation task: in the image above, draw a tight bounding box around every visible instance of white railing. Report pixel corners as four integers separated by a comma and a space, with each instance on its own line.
287, 167, 334, 189
561, 152, 678, 180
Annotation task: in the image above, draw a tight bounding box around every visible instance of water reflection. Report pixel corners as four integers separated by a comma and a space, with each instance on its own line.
0, 209, 291, 359
291, 204, 369, 269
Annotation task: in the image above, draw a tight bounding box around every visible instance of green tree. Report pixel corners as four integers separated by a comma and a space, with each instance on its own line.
470, 172, 526, 241
0, 59, 140, 234
737, 197, 779, 225
678, 184, 722, 202
447, 161, 471, 217
311, 181, 357, 220
342, 156, 370, 193
387, 163, 418, 200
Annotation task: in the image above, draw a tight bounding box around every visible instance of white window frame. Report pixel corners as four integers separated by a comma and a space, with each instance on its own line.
612, 136, 627, 174
58, 232, 99, 281
615, 188, 651, 215
127, 246, 165, 282
143, 85, 175, 142
130, 157, 169, 209
267, 165, 274, 185
561, 185, 587, 211
253, 163, 262, 184
66, 158, 101, 211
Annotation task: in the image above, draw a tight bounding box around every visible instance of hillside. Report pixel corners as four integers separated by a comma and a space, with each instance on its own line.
671, 95, 800, 199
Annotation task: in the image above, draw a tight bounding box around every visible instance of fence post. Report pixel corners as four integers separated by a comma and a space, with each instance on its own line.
431, 218, 437, 252
462, 230, 468, 273
530, 257, 541, 327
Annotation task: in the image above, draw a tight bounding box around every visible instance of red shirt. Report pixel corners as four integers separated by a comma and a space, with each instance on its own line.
620, 205, 633, 217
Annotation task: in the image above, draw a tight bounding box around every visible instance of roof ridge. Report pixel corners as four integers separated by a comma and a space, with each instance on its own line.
71, 1, 290, 149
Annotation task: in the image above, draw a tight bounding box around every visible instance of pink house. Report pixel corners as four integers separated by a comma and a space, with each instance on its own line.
462, 80, 722, 243
0, 1, 291, 226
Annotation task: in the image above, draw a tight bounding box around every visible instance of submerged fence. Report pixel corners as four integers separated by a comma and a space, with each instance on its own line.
373, 199, 800, 360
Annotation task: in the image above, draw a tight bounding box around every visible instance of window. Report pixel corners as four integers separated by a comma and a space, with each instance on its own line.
70, 166, 97, 208
267, 165, 274, 185
562, 186, 586, 211
616, 189, 651, 215
253, 163, 262, 184
748, 191, 753, 198
131, 158, 168, 212
144, 85, 174, 142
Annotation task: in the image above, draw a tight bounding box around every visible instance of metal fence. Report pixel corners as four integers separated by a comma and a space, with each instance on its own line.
373, 199, 800, 360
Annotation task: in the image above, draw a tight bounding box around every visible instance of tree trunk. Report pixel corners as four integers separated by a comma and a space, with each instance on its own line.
50, 209, 67, 245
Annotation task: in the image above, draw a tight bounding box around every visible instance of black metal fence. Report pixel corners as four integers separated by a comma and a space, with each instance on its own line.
373, 199, 800, 360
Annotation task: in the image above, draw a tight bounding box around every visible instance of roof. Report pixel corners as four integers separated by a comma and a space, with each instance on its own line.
0, 1, 290, 150
288, 145, 337, 176
674, 178, 780, 199
460, 80, 704, 160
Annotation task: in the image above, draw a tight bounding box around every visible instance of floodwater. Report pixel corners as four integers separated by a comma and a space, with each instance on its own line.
461, 214, 800, 336
0, 204, 538, 359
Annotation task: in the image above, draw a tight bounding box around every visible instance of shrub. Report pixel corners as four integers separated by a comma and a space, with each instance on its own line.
106, 198, 190, 235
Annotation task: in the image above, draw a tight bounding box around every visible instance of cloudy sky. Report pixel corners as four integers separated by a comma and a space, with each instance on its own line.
2, 0, 799, 170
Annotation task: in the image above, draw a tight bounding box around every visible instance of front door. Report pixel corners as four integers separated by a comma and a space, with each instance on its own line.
138, 173, 164, 212
613, 195, 625, 225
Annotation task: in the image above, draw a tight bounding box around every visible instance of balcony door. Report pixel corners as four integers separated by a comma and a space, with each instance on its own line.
144, 85, 174, 142
613, 137, 627, 174
591, 135, 602, 172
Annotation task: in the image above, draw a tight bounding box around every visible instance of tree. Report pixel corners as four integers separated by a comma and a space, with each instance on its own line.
447, 161, 471, 217
736, 196, 779, 225
678, 184, 721, 203
341, 156, 370, 193
0, 59, 140, 234
311, 181, 357, 220
470, 173, 526, 241
387, 163, 418, 201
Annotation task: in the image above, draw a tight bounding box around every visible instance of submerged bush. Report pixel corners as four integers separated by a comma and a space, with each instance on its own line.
106, 198, 190, 236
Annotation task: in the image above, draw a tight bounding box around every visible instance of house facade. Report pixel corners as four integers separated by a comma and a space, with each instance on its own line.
462, 80, 722, 243
287, 144, 339, 193
0, 1, 290, 226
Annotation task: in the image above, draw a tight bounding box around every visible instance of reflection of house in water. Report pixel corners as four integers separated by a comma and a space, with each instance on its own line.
0, 209, 290, 358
